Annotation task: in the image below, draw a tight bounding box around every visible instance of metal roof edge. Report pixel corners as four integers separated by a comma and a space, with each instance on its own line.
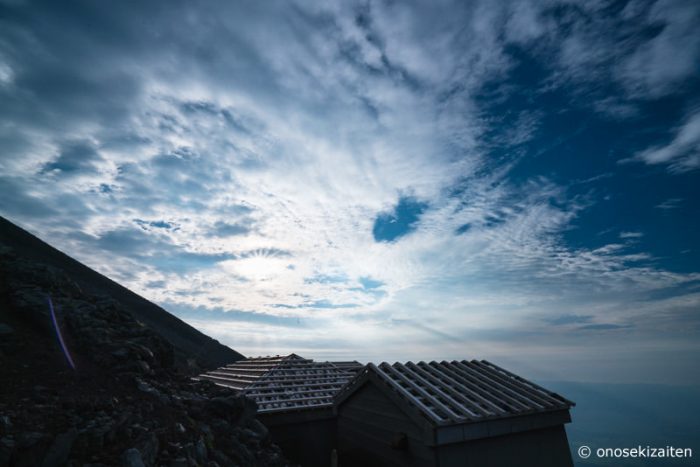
434, 408, 572, 445
480, 360, 576, 407
333, 363, 372, 410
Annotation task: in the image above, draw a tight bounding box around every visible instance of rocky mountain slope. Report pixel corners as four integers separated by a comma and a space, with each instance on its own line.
0, 216, 243, 369
0, 217, 287, 466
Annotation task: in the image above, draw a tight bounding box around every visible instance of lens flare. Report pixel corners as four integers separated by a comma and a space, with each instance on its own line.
48, 296, 76, 370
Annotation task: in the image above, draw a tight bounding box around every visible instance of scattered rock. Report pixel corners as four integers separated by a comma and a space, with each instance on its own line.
0, 437, 15, 467
41, 428, 77, 467
135, 432, 158, 465
136, 380, 160, 397
249, 419, 269, 439
0, 416, 11, 435
0, 245, 288, 466
111, 348, 129, 360
136, 360, 151, 374
121, 448, 145, 467
195, 438, 207, 464
17, 431, 46, 448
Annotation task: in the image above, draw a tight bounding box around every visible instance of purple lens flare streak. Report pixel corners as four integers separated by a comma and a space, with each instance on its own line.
48, 295, 76, 370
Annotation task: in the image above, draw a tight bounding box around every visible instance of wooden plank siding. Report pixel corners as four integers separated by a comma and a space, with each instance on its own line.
436, 425, 574, 467
336, 375, 574, 467
337, 383, 435, 467
263, 417, 337, 467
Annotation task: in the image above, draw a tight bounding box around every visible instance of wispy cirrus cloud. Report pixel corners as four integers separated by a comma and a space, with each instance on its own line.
619, 231, 644, 239
1, 0, 699, 384
655, 198, 683, 210
630, 110, 700, 172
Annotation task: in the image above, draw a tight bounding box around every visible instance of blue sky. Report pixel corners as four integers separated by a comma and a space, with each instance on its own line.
1, 0, 699, 385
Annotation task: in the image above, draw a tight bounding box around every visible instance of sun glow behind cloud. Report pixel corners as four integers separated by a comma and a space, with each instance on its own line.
1, 0, 700, 384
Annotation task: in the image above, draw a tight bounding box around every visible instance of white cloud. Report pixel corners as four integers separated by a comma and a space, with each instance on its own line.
656, 198, 683, 210
520, 0, 700, 111
1, 0, 699, 383
616, 0, 700, 98
619, 231, 644, 239
633, 111, 700, 172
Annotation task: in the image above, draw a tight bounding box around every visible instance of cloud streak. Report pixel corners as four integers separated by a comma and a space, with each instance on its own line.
1, 0, 699, 384
632, 110, 700, 172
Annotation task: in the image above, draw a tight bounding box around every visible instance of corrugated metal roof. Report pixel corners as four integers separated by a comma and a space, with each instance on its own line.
196, 354, 356, 413
336, 360, 574, 426
329, 360, 364, 374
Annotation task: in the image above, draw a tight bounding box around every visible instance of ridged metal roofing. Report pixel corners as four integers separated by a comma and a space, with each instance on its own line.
329, 360, 364, 374
336, 360, 574, 426
197, 354, 357, 413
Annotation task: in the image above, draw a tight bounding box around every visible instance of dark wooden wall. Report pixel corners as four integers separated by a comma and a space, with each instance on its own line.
261, 411, 337, 467
336, 381, 574, 467
436, 425, 574, 467
337, 383, 435, 467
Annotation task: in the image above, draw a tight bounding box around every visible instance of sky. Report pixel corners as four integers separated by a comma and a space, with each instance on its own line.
1, 0, 699, 385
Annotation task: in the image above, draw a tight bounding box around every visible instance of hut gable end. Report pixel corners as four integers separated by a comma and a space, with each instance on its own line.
334, 359, 575, 467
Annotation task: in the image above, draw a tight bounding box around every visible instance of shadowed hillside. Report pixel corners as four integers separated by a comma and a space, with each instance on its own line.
0, 215, 243, 370
0, 216, 287, 466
